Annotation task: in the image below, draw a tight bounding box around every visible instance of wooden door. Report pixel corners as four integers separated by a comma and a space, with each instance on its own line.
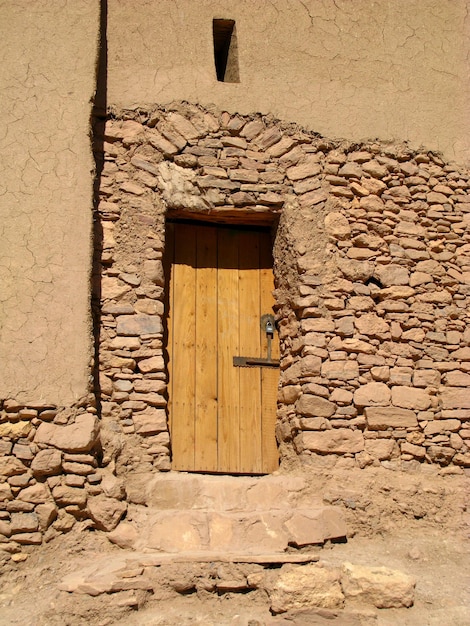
166, 221, 279, 474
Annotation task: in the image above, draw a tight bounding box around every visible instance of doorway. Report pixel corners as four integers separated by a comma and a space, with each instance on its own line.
165, 221, 279, 474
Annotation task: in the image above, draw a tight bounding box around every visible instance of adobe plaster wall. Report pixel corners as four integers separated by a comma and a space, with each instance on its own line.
107, 0, 470, 166
0, 1, 99, 404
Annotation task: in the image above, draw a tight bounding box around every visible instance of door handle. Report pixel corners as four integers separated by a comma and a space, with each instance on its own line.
233, 314, 279, 368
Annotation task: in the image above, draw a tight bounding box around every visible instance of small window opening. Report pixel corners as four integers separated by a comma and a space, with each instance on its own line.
213, 19, 240, 83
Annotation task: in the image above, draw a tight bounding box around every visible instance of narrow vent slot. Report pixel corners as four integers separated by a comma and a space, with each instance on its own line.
213, 19, 240, 83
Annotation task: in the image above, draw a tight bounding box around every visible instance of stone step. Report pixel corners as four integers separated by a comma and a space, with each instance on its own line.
110, 472, 347, 555
125, 471, 323, 511
109, 505, 347, 553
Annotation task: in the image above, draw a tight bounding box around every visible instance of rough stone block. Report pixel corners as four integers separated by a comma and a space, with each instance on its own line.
376, 264, 410, 287
148, 511, 207, 552
279, 385, 301, 404
130, 155, 160, 176
321, 361, 359, 381
0, 520, 11, 537
354, 314, 389, 338
391, 386, 432, 411
0, 456, 27, 477
285, 509, 347, 546
52, 485, 87, 508
440, 388, 470, 410
299, 189, 327, 208
301, 318, 335, 333
364, 439, 396, 460
302, 429, 364, 454
401, 442, 425, 459
147, 129, 178, 155
286, 156, 321, 181
353, 383, 391, 407
133, 410, 167, 435
444, 371, 470, 387
34, 414, 99, 453
324, 212, 350, 240
17, 483, 51, 504
427, 445, 455, 464
340, 338, 375, 354
101, 473, 126, 500
299, 356, 322, 377
413, 370, 441, 387
270, 564, 344, 613
35, 502, 58, 531
62, 461, 95, 476
137, 356, 165, 373
10, 532, 42, 545
88, 496, 127, 532
0, 482, 13, 500
166, 112, 200, 140
31, 449, 62, 476
453, 452, 470, 467
341, 562, 415, 608
116, 315, 162, 336
0, 421, 32, 438
365, 407, 417, 430
10, 512, 39, 533
296, 395, 335, 418
107, 522, 139, 549
337, 259, 374, 282
424, 419, 461, 435
234, 512, 289, 552
142, 260, 164, 286
330, 388, 354, 404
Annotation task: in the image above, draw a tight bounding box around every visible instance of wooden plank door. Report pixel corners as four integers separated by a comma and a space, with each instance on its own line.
166, 221, 279, 474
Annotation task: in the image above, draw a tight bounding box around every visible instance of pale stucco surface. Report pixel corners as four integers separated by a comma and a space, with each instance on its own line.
108, 0, 470, 165
0, 1, 99, 404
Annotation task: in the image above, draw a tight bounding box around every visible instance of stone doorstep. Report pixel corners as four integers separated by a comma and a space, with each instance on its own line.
126, 471, 323, 511
112, 506, 347, 553
115, 472, 347, 554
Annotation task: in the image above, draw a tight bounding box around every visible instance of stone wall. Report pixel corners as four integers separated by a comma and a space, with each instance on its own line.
1, 103, 469, 551
93, 102, 470, 474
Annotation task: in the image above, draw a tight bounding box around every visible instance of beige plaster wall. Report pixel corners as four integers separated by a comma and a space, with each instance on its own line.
108, 0, 470, 165
0, 1, 99, 404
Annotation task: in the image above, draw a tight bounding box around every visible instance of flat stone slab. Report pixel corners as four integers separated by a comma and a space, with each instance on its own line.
109, 506, 347, 553
139, 552, 321, 565
58, 550, 321, 596
125, 471, 321, 511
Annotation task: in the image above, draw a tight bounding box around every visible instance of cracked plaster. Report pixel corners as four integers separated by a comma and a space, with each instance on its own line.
108, 0, 470, 165
0, 0, 99, 404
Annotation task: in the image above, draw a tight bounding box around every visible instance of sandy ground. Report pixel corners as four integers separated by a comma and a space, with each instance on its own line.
0, 464, 468, 625
0, 521, 468, 625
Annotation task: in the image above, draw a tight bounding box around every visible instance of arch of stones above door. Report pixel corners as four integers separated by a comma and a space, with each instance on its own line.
164, 214, 279, 474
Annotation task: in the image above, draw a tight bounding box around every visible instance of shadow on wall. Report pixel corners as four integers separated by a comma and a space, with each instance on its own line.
91, 0, 108, 416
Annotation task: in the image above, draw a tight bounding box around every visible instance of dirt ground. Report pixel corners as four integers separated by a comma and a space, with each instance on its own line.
0, 464, 468, 626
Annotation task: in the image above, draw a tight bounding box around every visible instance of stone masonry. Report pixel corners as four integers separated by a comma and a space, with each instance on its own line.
1, 103, 469, 549
94, 103, 470, 473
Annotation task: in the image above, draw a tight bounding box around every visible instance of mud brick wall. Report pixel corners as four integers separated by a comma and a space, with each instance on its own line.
1, 103, 469, 551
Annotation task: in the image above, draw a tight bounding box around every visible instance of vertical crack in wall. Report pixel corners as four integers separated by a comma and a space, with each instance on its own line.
91, 0, 108, 417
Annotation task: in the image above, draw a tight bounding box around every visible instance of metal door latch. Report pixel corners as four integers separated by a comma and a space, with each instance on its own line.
233, 314, 279, 368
